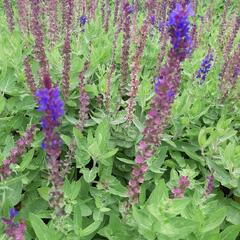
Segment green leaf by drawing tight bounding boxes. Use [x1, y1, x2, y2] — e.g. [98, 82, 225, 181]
[30, 213, 62, 240]
[37, 187, 50, 201]
[82, 167, 98, 183]
[74, 203, 82, 235]
[60, 134, 72, 146]
[154, 217, 198, 239]
[220, 224, 240, 240]
[78, 214, 103, 237]
[102, 148, 118, 159]
[201, 208, 226, 233]
[0, 95, 6, 114]
[20, 149, 34, 171]
[198, 128, 206, 147]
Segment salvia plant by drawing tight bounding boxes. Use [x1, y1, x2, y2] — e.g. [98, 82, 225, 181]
[0, 0, 240, 239]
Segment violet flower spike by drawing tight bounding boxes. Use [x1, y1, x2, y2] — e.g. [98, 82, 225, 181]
[196, 51, 214, 84]
[2, 208, 26, 240]
[169, 3, 194, 60]
[79, 15, 87, 27]
[35, 86, 65, 215]
[128, 1, 193, 203]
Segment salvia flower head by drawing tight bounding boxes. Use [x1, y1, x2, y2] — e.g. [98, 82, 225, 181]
[79, 15, 87, 26]
[35, 87, 64, 157]
[196, 51, 214, 84]
[204, 174, 214, 196]
[169, 3, 194, 60]
[9, 208, 18, 219]
[158, 21, 165, 32]
[2, 208, 26, 240]
[171, 176, 190, 198]
[150, 15, 156, 25]
[124, 3, 134, 15]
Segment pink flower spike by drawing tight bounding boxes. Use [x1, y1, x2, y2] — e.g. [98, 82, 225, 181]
[129, 179, 138, 187]
[138, 176, 144, 183]
[132, 168, 140, 177]
[135, 155, 144, 164]
[140, 164, 148, 173]
[172, 187, 184, 198]
[139, 141, 147, 150]
[179, 176, 190, 189]
[145, 150, 153, 158]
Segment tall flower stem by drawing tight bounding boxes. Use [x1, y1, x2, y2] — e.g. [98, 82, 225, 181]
[126, 15, 151, 123]
[35, 79, 65, 216]
[3, 0, 14, 32]
[120, 2, 134, 95]
[0, 125, 36, 180]
[30, 0, 50, 86]
[128, 2, 194, 203]
[62, 0, 74, 100]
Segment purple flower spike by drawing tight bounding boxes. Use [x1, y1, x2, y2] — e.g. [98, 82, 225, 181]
[196, 51, 214, 84]
[128, 1, 193, 204]
[204, 174, 214, 196]
[36, 87, 65, 216]
[169, 3, 194, 60]
[124, 4, 134, 14]
[36, 87, 64, 156]
[172, 176, 190, 198]
[9, 208, 18, 219]
[2, 209, 26, 240]
[3, 0, 14, 32]
[150, 15, 156, 25]
[79, 15, 87, 26]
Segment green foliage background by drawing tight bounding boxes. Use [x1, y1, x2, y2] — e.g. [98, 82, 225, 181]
[0, 0, 240, 239]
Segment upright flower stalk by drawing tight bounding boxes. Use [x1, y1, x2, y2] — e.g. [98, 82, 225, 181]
[156, 1, 169, 72]
[16, 0, 28, 34]
[89, 0, 98, 20]
[62, 0, 74, 100]
[120, 2, 134, 95]
[128, 2, 194, 203]
[0, 125, 36, 180]
[126, 15, 151, 123]
[30, 0, 50, 86]
[47, 0, 59, 47]
[218, 0, 231, 48]
[3, 0, 14, 32]
[220, 45, 240, 99]
[223, 14, 239, 63]
[35, 76, 65, 216]
[24, 56, 37, 94]
[77, 60, 90, 132]
[196, 51, 214, 84]
[105, 64, 116, 112]
[104, 0, 111, 32]
[114, 0, 120, 25]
